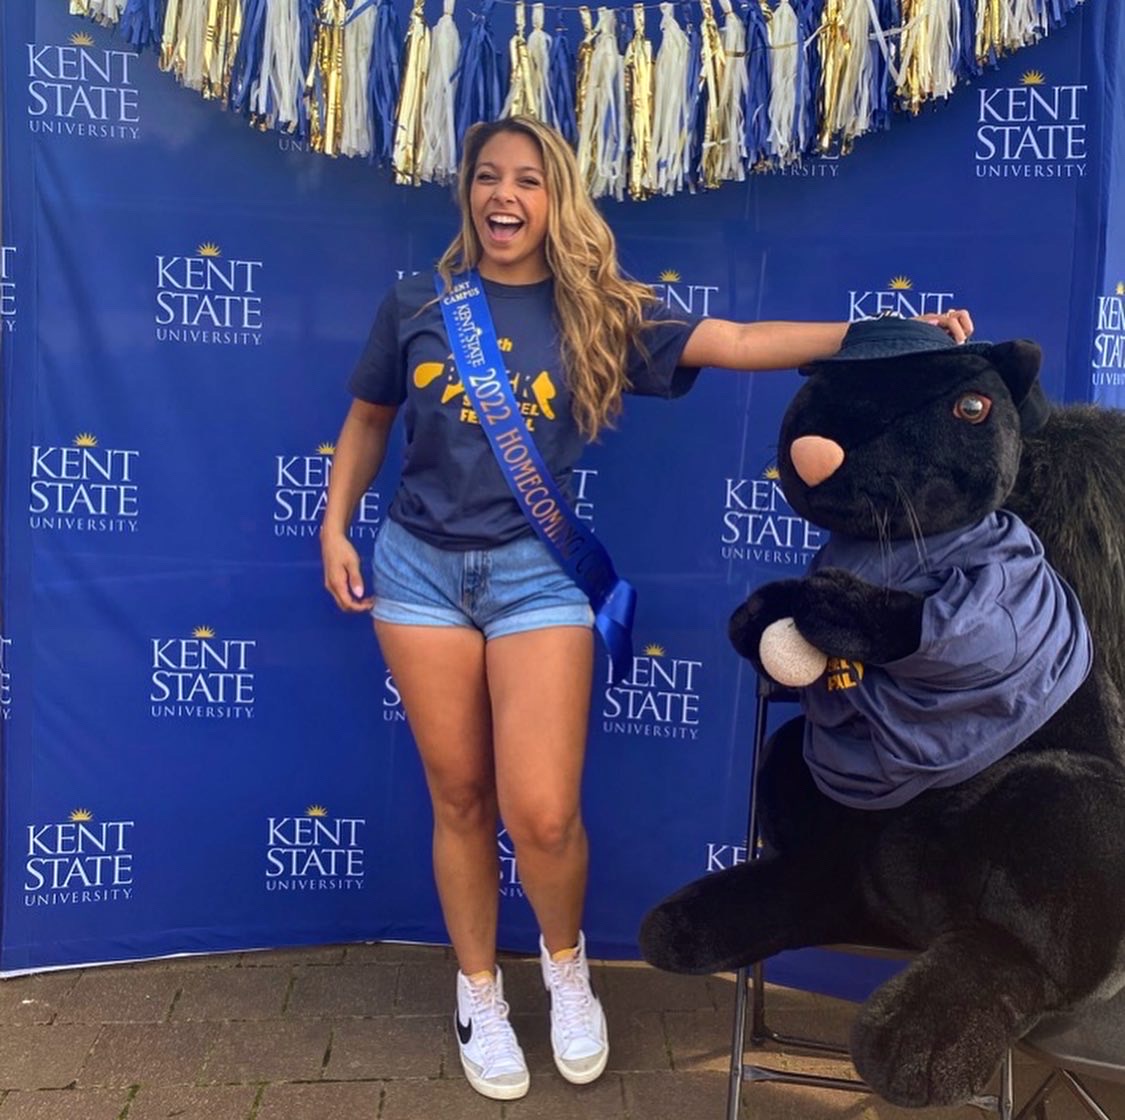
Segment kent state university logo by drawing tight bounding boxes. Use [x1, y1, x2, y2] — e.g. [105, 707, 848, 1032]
[30, 432, 140, 534]
[0, 634, 11, 720]
[25, 808, 136, 908]
[274, 442, 382, 540]
[1092, 281, 1125, 388]
[706, 840, 749, 872]
[847, 275, 956, 322]
[721, 464, 824, 569]
[383, 670, 407, 722]
[150, 625, 258, 721]
[497, 828, 526, 900]
[764, 152, 841, 179]
[27, 32, 141, 141]
[602, 642, 703, 741]
[975, 70, 1087, 179]
[649, 269, 720, 318]
[155, 242, 264, 347]
[1, 246, 16, 332]
[266, 805, 367, 892]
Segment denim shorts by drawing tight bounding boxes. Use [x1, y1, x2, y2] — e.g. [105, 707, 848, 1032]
[371, 517, 595, 639]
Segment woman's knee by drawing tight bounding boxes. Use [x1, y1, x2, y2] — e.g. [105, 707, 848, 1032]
[430, 780, 498, 833]
[505, 808, 583, 858]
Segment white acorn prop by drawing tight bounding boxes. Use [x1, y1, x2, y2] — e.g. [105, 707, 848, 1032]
[758, 617, 828, 688]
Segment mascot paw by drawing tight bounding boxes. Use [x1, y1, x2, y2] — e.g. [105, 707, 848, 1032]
[759, 617, 828, 687]
[639, 878, 743, 975]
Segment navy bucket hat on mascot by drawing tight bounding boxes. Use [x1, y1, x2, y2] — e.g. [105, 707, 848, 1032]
[800, 315, 995, 370]
[800, 315, 1051, 434]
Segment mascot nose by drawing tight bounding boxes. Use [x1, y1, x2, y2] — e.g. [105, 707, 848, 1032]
[789, 435, 845, 486]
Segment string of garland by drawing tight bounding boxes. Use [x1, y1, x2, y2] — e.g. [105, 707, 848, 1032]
[67, 0, 1087, 199]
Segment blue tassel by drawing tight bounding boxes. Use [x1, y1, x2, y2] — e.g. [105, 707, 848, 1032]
[547, 9, 578, 145]
[454, 0, 507, 150]
[958, 0, 983, 75]
[679, 0, 703, 188]
[742, 0, 770, 165]
[229, 0, 268, 119]
[368, 0, 403, 163]
[793, 0, 818, 159]
[119, 0, 166, 50]
[869, 0, 898, 133]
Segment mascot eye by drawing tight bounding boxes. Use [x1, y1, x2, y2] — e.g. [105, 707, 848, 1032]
[954, 393, 991, 424]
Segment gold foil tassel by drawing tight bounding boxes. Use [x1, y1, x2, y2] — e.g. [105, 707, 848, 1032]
[307, 0, 348, 155]
[898, 0, 958, 115]
[624, 4, 655, 199]
[202, 0, 243, 101]
[392, 0, 431, 183]
[574, 6, 597, 139]
[698, 0, 727, 188]
[502, 1, 537, 117]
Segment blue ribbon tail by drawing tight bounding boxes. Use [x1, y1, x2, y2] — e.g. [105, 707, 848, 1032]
[596, 578, 636, 684]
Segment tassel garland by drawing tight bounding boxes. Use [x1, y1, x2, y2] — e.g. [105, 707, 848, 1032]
[70, 0, 1089, 199]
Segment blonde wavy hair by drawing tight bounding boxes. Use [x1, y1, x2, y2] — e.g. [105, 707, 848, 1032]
[437, 116, 658, 440]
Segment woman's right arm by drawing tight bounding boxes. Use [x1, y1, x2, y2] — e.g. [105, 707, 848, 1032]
[320, 398, 398, 612]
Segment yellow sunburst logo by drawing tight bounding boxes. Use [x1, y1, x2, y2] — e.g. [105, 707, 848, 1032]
[659, 269, 681, 283]
[1116, 282, 1125, 296]
[306, 805, 328, 817]
[193, 625, 216, 638]
[197, 243, 222, 258]
[70, 808, 94, 821]
[1021, 70, 1046, 86]
[317, 442, 336, 456]
[498, 337, 513, 352]
[643, 643, 666, 657]
[763, 465, 780, 480]
[70, 32, 95, 46]
[888, 276, 913, 291]
[73, 432, 98, 447]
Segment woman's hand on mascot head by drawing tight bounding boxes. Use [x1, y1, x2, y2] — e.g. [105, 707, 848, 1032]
[916, 308, 975, 344]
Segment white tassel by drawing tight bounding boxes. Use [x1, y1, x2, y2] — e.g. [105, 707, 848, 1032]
[341, 3, 376, 157]
[649, 2, 692, 195]
[526, 3, 553, 122]
[767, 0, 800, 164]
[1004, 0, 1047, 48]
[175, 0, 208, 90]
[419, 0, 461, 183]
[81, 0, 126, 25]
[577, 8, 627, 200]
[253, 0, 303, 130]
[715, 0, 748, 181]
[899, 0, 959, 109]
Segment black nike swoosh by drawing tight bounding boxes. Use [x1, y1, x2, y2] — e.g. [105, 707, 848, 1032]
[456, 1013, 473, 1046]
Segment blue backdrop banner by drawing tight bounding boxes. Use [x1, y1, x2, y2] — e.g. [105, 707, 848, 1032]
[1, 0, 1122, 1003]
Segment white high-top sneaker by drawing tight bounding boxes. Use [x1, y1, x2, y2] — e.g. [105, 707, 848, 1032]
[454, 967, 530, 1100]
[540, 932, 609, 1084]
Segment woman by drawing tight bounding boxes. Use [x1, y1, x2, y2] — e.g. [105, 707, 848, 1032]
[320, 115, 973, 1101]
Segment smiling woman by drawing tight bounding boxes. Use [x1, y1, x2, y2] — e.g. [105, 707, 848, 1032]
[317, 114, 975, 1105]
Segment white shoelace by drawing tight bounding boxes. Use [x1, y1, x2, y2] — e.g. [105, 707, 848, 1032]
[546, 957, 598, 1042]
[466, 981, 524, 1073]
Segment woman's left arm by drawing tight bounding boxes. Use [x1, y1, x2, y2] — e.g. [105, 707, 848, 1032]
[680, 309, 975, 371]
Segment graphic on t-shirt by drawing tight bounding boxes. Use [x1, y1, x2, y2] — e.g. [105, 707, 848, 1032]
[412, 338, 559, 430]
[825, 657, 864, 692]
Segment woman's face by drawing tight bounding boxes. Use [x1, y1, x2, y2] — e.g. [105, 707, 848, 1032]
[469, 130, 550, 284]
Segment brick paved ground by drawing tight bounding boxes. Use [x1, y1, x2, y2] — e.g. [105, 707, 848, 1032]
[0, 942, 1121, 1119]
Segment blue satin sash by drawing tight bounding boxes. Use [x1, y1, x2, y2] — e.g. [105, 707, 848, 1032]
[435, 270, 636, 683]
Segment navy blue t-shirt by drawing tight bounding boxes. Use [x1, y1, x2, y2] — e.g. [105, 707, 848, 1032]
[801, 511, 1092, 810]
[349, 271, 701, 549]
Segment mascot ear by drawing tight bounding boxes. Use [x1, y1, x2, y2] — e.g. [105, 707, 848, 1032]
[985, 340, 1050, 434]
